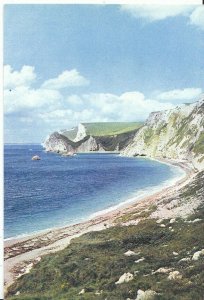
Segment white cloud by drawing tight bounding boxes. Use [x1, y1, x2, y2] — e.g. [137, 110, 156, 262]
[4, 65, 89, 114]
[189, 6, 204, 31]
[66, 95, 83, 106]
[4, 86, 62, 113]
[121, 5, 204, 31]
[157, 88, 202, 102]
[39, 109, 73, 121]
[42, 69, 89, 89]
[5, 65, 201, 143]
[39, 91, 174, 127]
[121, 5, 193, 22]
[38, 108, 102, 128]
[4, 65, 36, 89]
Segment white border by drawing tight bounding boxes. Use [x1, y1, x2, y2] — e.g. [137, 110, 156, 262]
[0, 0, 203, 298]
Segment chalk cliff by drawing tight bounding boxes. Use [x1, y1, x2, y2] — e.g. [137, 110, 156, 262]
[43, 124, 139, 154]
[122, 98, 204, 170]
[43, 98, 204, 169]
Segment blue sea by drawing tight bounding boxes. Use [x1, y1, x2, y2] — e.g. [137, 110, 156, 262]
[4, 144, 185, 239]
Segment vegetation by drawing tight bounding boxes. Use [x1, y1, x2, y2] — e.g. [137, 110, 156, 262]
[167, 103, 204, 152]
[7, 213, 204, 300]
[85, 122, 143, 136]
[114, 204, 157, 225]
[62, 122, 143, 140]
[61, 127, 78, 141]
[193, 132, 204, 154]
[59, 123, 143, 152]
[7, 172, 204, 300]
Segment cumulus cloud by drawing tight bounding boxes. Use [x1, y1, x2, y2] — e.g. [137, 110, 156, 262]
[5, 65, 201, 143]
[42, 69, 89, 89]
[39, 108, 99, 127]
[66, 95, 84, 106]
[4, 65, 36, 89]
[4, 65, 89, 114]
[121, 5, 204, 31]
[157, 88, 202, 102]
[39, 91, 174, 127]
[4, 86, 62, 114]
[189, 6, 204, 31]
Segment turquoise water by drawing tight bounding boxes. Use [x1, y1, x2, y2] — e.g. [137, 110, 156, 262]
[4, 144, 184, 239]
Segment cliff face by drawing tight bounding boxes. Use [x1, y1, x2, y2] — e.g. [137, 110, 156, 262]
[43, 127, 138, 154]
[73, 123, 87, 142]
[43, 133, 99, 154]
[122, 98, 204, 170]
[43, 98, 204, 170]
[43, 132, 74, 153]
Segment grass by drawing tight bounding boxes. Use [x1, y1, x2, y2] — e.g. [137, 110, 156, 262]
[62, 122, 143, 140]
[60, 127, 78, 141]
[114, 205, 158, 225]
[84, 122, 143, 136]
[7, 214, 204, 300]
[7, 172, 204, 300]
[193, 132, 204, 155]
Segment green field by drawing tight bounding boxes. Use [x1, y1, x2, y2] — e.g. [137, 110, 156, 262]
[62, 122, 143, 140]
[84, 122, 143, 136]
[61, 127, 78, 141]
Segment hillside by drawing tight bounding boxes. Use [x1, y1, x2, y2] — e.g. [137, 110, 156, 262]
[61, 122, 143, 140]
[43, 123, 142, 154]
[7, 171, 204, 299]
[122, 98, 204, 171]
[43, 99, 204, 172]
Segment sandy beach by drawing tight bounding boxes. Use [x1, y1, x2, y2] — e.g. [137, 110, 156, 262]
[4, 158, 196, 292]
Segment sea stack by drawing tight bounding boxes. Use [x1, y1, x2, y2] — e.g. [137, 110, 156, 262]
[31, 155, 41, 161]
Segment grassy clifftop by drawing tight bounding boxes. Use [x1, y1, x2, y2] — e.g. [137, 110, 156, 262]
[62, 122, 143, 140]
[84, 122, 143, 136]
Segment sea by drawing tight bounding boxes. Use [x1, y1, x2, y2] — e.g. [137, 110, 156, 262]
[4, 144, 185, 239]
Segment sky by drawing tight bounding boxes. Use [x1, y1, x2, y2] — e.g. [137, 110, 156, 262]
[4, 4, 204, 143]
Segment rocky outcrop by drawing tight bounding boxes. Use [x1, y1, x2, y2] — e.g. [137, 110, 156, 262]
[192, 249, 204, 260]
[43, 126, 138, 154]
[43, 132, 75, 153]
[31, 155, 41, 161]
[136, 289, 158, 300]
[73, 123, 87, 142]
[76, 135, 99, 152]
[115, 272, 134, 284]
[43, 132, 100, 154]
[122, 98, 204, 170]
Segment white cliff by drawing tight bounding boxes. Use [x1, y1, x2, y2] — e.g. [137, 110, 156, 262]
[42, 98, 204, 167]
[122, 98, 204, 170]
[74, 123, 87, 142]
[43, 132, 74, 153]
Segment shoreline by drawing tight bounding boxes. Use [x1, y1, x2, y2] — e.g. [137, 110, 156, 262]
[4, 157, 196, 291]
[4, 156, 186, 242]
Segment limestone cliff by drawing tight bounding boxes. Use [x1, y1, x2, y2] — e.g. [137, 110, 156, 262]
[43, 132, 74, 153]
[43, 98, 204, 170]
[43, 126, 138, 154]
[73, 123, 87, 142]
[122, 98, 204, 170]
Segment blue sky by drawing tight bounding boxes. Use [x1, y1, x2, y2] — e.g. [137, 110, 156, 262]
[4, 4, 204, 143]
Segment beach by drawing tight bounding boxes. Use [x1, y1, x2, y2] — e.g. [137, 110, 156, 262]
[4, 158, 196, 292]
